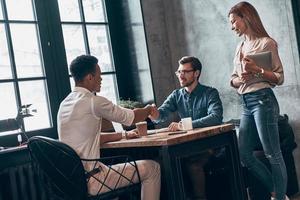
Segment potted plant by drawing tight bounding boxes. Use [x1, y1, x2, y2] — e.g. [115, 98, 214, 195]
[118, 99, 155, 130]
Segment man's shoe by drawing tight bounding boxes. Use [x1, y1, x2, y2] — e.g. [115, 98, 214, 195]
[285, 195, 290, 200]
[270, 195, 289, 200]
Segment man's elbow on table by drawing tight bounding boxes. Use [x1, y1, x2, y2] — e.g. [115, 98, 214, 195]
[100, 132, 122, 145]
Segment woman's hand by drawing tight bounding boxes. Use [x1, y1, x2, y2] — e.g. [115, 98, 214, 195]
[242, 57, 260, 73]
[240, 71, 253, 83]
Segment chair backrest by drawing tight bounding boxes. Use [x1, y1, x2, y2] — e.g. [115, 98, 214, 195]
[28, 136, 87, 200]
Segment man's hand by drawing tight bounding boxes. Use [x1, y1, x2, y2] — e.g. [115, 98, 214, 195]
[133, 104, 156, 124]
[125, 130, 139, 139]
[168, 122, 182, 131]
[148, 104, 159, 120]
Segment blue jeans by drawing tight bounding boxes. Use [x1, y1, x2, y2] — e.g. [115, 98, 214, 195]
[239, 88, 287, 200]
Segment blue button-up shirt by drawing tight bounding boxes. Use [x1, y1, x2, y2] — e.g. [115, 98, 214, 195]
[157, 83, 223, 128]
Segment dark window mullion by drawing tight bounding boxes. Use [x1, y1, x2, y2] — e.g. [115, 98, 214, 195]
[100, 71, 116, 75]
[1, 0, 22, 110]
[60, 21, 108, 25]
[102, 0, 108, 22]
[31, 0, 46, 77]
[101, 1, 117, 74]
[100, 1, 120, 100]
[78, 0, 90, 54]
[104, 24, 116, 71]
[0, 20, 36, 23]
[0, 77, 46, 82]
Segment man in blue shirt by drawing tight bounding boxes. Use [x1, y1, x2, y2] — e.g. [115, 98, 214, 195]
[150, 56, 223, 200]
[150, 56, 223, 130]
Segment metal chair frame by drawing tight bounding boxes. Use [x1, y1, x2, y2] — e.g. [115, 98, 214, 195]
[28, 136, 141, 200]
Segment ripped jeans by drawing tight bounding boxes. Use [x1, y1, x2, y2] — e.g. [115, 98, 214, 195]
[239, 88, 287, 200]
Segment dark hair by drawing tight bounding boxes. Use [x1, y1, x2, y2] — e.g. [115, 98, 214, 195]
[70, 55, 98, 82]
[228, 1, 270, 38]
[178, 56, 202, 73]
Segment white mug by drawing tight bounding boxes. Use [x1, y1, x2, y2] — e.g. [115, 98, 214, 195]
[181, 117, 193, 130]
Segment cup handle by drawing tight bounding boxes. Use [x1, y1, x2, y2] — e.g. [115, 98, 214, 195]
[178, 121, 183, 130]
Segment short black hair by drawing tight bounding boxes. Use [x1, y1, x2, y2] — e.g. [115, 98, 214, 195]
[70, 55, 98, 82]
[178, 56, 202, 73]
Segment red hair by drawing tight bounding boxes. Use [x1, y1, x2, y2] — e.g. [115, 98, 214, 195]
[228, 1, 270, 38]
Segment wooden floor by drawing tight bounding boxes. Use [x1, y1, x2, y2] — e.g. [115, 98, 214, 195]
[246, 193, 300, 200]
[290, 193, 300, 200]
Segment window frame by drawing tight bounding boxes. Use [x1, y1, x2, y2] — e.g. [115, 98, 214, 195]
[0, 0, 154, 147]
[0, 0, 69, 146]
[58, 0, 119, 102]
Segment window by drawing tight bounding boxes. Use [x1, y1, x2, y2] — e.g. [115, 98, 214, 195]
[0, 0, 51, 136]
[0, 0, 153, 142]
[57, 0, 118, 103]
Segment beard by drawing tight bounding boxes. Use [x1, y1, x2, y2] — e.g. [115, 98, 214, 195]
[180, 78, 196, 87]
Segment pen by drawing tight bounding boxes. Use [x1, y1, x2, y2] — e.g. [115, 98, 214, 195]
[168, 130, 187, 135]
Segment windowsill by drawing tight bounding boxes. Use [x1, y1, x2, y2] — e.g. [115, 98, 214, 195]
[0, 145, 27, 155]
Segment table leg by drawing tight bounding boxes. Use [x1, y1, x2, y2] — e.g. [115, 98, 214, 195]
[160, 146, 186, 200]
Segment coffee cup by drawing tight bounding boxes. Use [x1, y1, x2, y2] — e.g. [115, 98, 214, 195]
[181, 117, 193, 130]
[136, 121, 147, 136]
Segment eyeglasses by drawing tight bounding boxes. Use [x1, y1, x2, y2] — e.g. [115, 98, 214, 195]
[175, 69, 195, 76]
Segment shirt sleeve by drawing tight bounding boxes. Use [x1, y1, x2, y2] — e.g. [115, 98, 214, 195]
[157, 91, 178, 123]
[91, 95, 134, 126]
[192, 88, 223, 128]
[230, 68, 242, 88]
[230, 42, 243, 88]
[263, 39, 284, 85]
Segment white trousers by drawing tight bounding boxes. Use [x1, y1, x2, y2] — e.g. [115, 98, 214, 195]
[88, 160, 161, 200]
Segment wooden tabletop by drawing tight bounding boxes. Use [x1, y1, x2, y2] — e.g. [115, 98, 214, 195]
[102, 124, 234, 149]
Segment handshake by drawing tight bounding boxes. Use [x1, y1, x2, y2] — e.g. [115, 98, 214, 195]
[143, 104, 159, 120]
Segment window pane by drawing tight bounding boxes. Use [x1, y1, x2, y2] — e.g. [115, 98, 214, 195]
[0, 83, 19, 135]
[19, 80, 51, 131]
[132, 26, 150, 70]
[97, 74, 118, 103]
[70, 77, 75, 89]
[71, 75, 118, 103]
[0, 3, 3, 19]
[10, 24, 43, 78]
[87, 25, 113, 72]
[6, 0, 34, 20]
[82, 0, 106, 22]
[131, 26, 154, 103]
[127, 0, 143, 23]
[0, 83, 18, 120]
[0, 24, 12, 79]
[58, 0, 81, 22]
[62, 25, 85, 66]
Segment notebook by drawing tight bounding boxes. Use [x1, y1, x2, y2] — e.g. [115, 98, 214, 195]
[112, 122, 179, 135]
[245, 51, 272, 85]
[246, 51, 272, 70]
[112, 122, 125, 133]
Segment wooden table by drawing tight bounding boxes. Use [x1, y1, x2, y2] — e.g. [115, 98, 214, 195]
[102, 124, 246, 200]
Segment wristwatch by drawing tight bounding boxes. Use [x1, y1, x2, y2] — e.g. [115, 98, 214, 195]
[121, 131, 127, 139]
[254, 68, 264, 78]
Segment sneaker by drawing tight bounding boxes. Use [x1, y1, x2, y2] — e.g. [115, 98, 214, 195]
[270, 195, 289, 200]
[285, 195, 290, 200]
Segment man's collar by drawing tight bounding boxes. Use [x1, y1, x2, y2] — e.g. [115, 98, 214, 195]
[73, 86, 92, 94]
[183, 82, 201, 96]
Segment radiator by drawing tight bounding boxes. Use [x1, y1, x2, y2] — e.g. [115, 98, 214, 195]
[0, 162, 49, 200]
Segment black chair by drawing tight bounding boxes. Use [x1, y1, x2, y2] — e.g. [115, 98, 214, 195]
[28, 136, 141, 200]
[228, 114, 299, 200]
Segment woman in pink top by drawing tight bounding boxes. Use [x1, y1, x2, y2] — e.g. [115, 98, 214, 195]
[228, 2, 288, 200]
